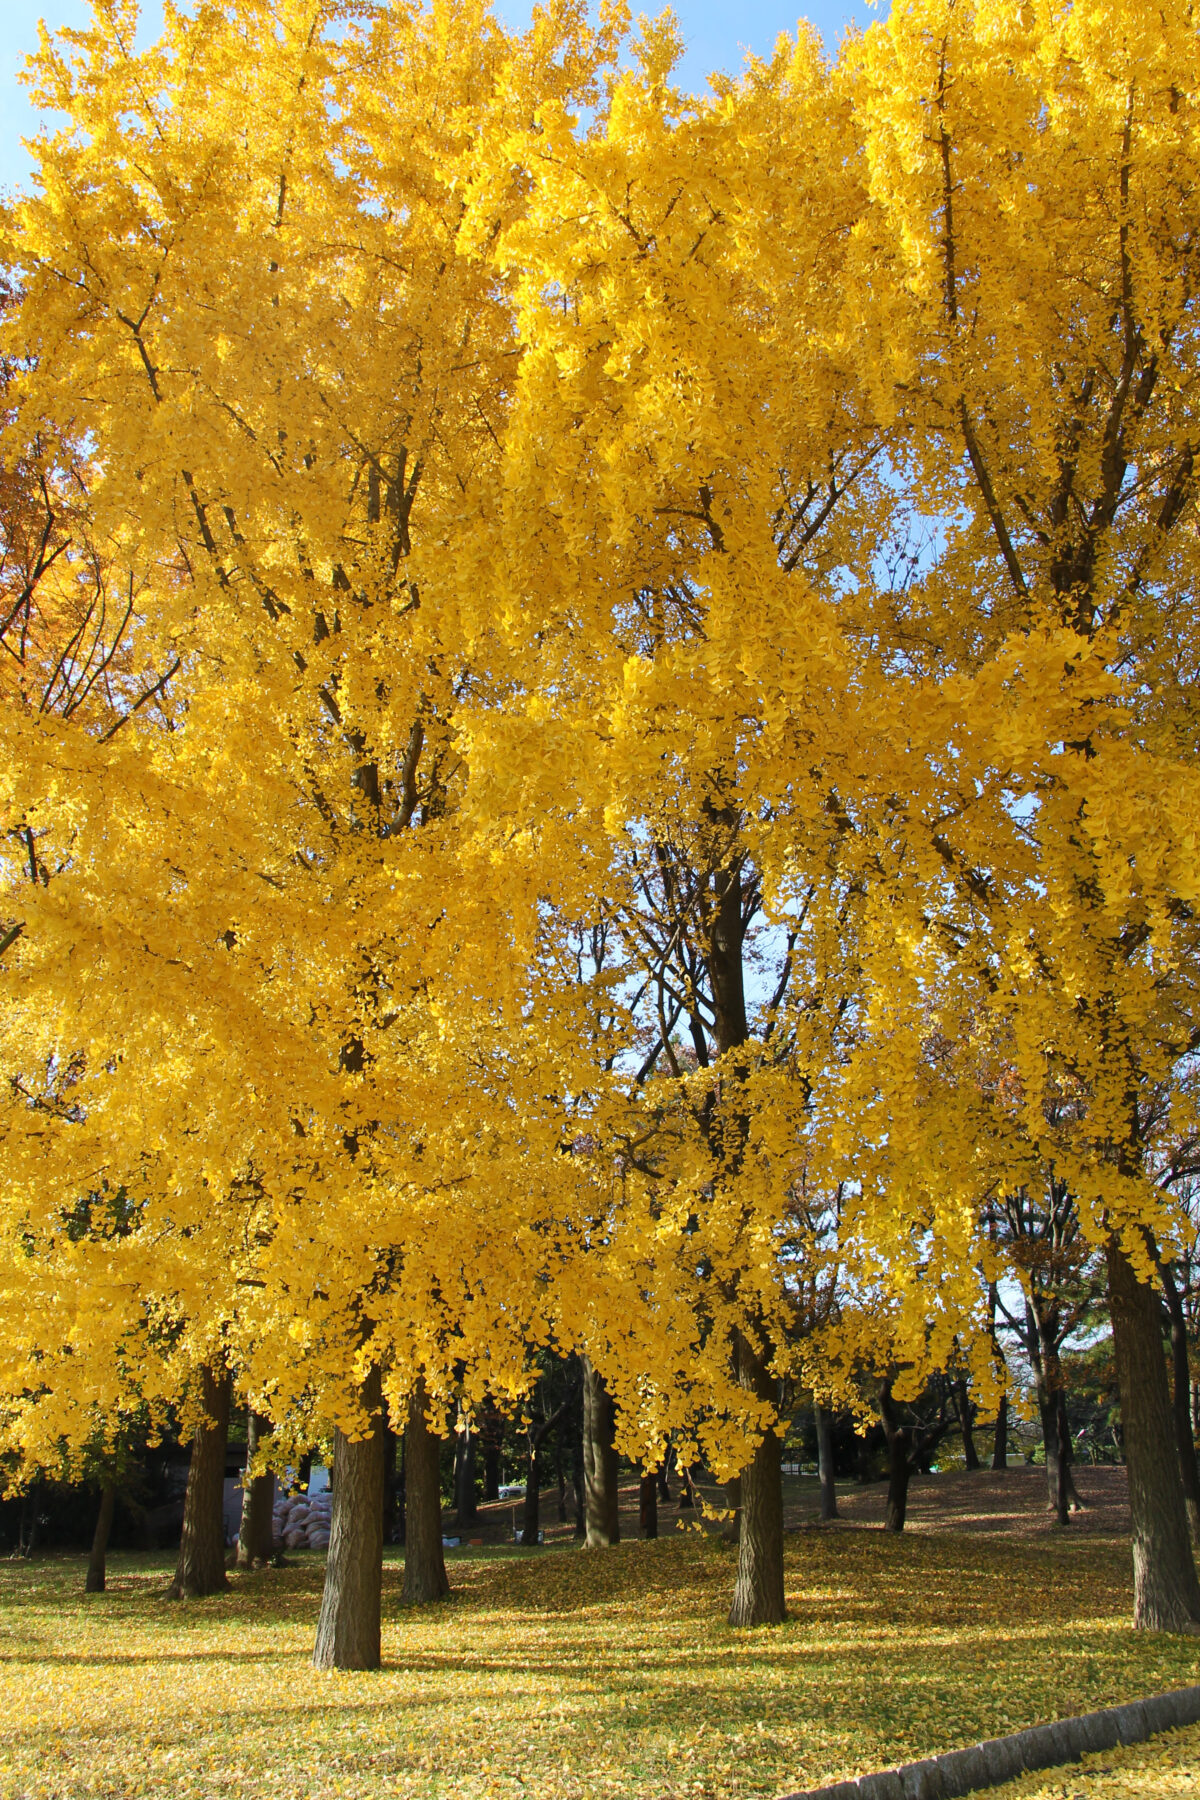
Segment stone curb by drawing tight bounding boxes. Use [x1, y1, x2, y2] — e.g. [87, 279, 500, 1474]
[777, 1684, 1200, 1800]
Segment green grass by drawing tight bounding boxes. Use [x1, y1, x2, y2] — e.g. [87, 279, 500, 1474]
[1, 1531, 1198, 1798]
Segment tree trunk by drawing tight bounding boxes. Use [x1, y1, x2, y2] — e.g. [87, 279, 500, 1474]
[572, 1429, 586, 1538]
[639, 1468, 658, 1539]
[481, 1406, 502, 1504]
[236, 1411, 275, 1569]
[815, 1402, 839, 1521]
[658, 1446, 673, 1504]
[991, 1391, 1009, 1471]
[727, 1336, 786, 1627]
[582, 1357, 620, 1547]
[454, 1421, 478, 1527]
[1163, 1270, 1200, 1547]
[521, 1437, 541, 1545]
[555, 1427, 568, 1522]
[17, 1482, 40, 1558]
[312, 1364, 385, 1670]
[955, 1376, 980, 1471]
[402, 1379, 449, 1605]
[1039, 1391, 1070, 1526]
[721, 1474, 742, 1542]
[1106, 1235, 1200, 1631]
[383, 1424, 399, 1544]
[884, 1427, 912, 1532]
[85, 1482, 116, 1593]
[168, 1363, 231, 1599]
[1056, 1388, 1084, 1512]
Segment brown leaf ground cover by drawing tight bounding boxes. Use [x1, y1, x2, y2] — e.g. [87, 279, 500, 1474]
[0, 1469, 1196, 1800]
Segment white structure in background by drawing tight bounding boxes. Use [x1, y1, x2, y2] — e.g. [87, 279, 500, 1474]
[272, 1471, 331, 1550]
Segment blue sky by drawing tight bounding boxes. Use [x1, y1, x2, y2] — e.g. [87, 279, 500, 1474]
[1, 1, 883, 194]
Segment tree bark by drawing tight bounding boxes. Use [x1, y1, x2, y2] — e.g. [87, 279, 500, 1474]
[402, 1379, 449, 1605]
[235, 1411, 275, 1569]
[454, 1421, 478, 1527]
[521, 1440, 542, 1546]
[383, 1424, 399, 1544]
[721, 1474, 743, 1543]
[167, 1363, 231, 1599]
[884, 1425, 912, 1532]
[1163, 1268, 1200, 1547]
[955, 1376, 980, 1471]
[991, 1391, 1009, 1471]
[85, 1482, 116, 1592]
[1106, 1235, 1200, 1631]
[572, 1429, 586, 1538]
[639, 1468, 659, 1539]
[582, 1357, 620, 1547]
[727, 1335, 786, 1626]
[1039, 1390, 1070, 1527]
[481, 1404, 502, 1504]
[312, 1364, 385, 1670]
[815, 1402, 839, 1521]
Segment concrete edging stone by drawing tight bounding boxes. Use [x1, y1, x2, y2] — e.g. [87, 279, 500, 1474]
[777, 1683, 1200, 1800]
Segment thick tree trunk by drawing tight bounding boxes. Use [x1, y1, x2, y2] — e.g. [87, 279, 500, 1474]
[313, 1365, 385, 1670]
[955, 1377, 980, 1471]
[402, 1380, 449, 1605]
[582, 1357, 620, 1547]
[236, 1411, 274, 1569]
[727, 1336, 786, 1627]
[1107, 1235, 1200, 1631]
[991, 1391, 1009, 1471]
[85, 1482, 116, 1592]
[639, 1469, 658, 1539]
[1163, 1272, 1200, 1547]
[454, 1422, 478, 1527]
[168, 1363, 231, 1599]
[815, 1403, 839, 1521]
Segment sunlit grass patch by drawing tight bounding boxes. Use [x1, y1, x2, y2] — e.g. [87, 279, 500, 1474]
[1, 1531, 1198, 1798]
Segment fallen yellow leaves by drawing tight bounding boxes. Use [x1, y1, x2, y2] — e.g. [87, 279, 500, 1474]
[1, 1531, 1199, 1798]
[969, 1723, 1200, 1800]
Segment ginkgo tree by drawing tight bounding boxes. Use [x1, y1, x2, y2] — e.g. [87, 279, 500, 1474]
[3, 0, 1199, 1662]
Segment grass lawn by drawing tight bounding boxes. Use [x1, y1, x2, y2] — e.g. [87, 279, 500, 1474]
[1, 1527, 1198, 1799]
